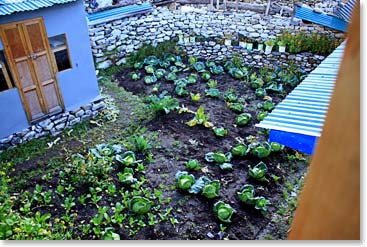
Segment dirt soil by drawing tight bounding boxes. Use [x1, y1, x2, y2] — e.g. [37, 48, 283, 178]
[115, 66, 309, 240]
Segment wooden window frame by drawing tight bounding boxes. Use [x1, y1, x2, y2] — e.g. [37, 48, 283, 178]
[49, 33, 72, 73]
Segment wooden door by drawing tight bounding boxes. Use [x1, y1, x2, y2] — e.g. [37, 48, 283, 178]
[0, 18, 63, 122]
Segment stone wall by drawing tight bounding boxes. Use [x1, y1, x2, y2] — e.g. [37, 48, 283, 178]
[182, 42, 325, 72]
[0, 99, 106, 151]
[88, 6, 343, 69]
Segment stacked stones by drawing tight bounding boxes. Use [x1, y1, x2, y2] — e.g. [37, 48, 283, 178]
[88, 6, 343, 70]
[0, 99, 106, 151]
[183, 42, 325, 72]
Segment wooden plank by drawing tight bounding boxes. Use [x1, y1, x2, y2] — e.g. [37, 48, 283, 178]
[288, 3, 360, 239]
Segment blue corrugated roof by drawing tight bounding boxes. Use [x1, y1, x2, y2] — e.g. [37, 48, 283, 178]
[0, 0, 77, 16]
[256, 41, 346, 154]
[294, 5, 348, 32]
[87, 3, 153, 25]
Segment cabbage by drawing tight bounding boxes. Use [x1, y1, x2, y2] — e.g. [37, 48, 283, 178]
[155, 69, 166, 79]
[248, 161, 268, 182]
[193, 62, 206, 72]
[144, 75, 158, 85]
[165, 72, 177, 82]
[129, 196, 152, 215]
[144, 56, 159, 66]
[145, 65, 155, 74]
[213, 201, 236, 223]
[201, 71, 211, 81]
[236, 113, 252, 126]
[210, 65, 224, 75]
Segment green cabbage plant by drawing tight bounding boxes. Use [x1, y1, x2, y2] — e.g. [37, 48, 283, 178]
[257, 111, 268, 121]
[224, 91, 238, 103]
[205, 88, 220, 98]
[266, 82, 283, 93]
[148, 93, 179, 114]
[155, 69, 166, 79]
[228, 103, 244, 113]
[249, 142, 271, 158]
[237, 184, 256, 204]
[231, 143, 248, 157]
[117, 167, 137, 185]
[207, 79, 217, 88]
[205, 60, 216, 68]
[270, 142, 284, 152]
[169, 65, 180, 73]
[255, 88, 266, 98]
[229, 68, 244, 79]
[116, 151, 138, 166]
[201, 71, 211, 81]
[144, 56, 159, 66]
[175, 171, 196, 190]
[248, 161, 268, 182]
[134, 62, 143, 69]
[144, 75, 157, 85]
[165, 72, 177, 82]
[205, 151, 232, 164]
[213, 201, 236, 223]
[224, 61, 235, 72]
[212, 127, 228, 137]
[174, 78, 189, 88]
[261, 99, 275, 111]
[185, 159, 201, 171]
[254, 196, 270, 212]
[194, 62, 206, 72]
[129, 196, 152, 215]
[160, 60, 171, 69]
[130, 72, 141, 81]
[210, 65, 224, 75]
[175, 86, 188, 97]
[187, 74, 198, 84]
[250, 78, 264, 89]
[145, 65, 155, 74]
[202, 180, 220, 199]
[236, 113, 252, 126]
[164, 53, 176, 63]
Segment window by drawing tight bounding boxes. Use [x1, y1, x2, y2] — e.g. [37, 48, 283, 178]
[48, 34, 72, 72]
[0, 50, 14, 92]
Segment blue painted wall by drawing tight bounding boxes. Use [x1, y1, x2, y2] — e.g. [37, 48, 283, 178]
[0, 0, 100, 138]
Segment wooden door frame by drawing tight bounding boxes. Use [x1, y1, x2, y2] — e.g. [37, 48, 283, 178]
[0, 17, 65, 122]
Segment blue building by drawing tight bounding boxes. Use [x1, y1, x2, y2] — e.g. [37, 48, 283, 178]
[0, 0, 100, 140]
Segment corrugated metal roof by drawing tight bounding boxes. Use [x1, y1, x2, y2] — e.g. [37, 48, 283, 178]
[256, 41, 346, 138]
[87, 3, 153, 25]
[335, 0, 358, 22]
[0, 0, 77, 16]
[294, 5, 348, 32]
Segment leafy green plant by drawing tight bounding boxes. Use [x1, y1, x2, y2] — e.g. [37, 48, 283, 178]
[231, 143, 248, 157]
[210, 65, 224, 75]
[224, 61, 235, 71]
[155, 69, 166, 79]
[129, 196, 152, 215]
[175, 86, 188, 97]
[229, 68, 244, 79]
[193, 62, 206, 72]
[202, 181, 220, 199]
[165, 72, 177, 82]
[188, 56, 198, 65]
[185, 159, 201, 171]
[255, 88, 266, 98]
[213, 201, 236, 223]
[101, 227, 120, 240]
[236, 113, 252, 126]
[144, 56, 160, 66]
[250, 78, 264, 89]
[187, 74, 198, 84]
[260, 99, 275, 111]
[254, 197, 270, 212]
[144, 75, 157, 85]
[148, 92, 179, 114]
[130, 72, 141, 81]
[127, 135, 152, 153]
[175, 171, 195, 190]
[237, 185, 256, 204]
[201, 71, 211, 81]
[205, 60, 216, 68]
[257, 111, 268, 121]
[205, 151, 232, 164]
[205, 88, 220, 98]
[224, 90, 238, 103]
[228, 103, 244, 113]
[117, 167, 137, 185]
[116, 151, 138, 166]
[134, 62, 143, 69]
[190, 92, 201, 102]
[145, 65, 155, 74]
[186, 106, 213, 128]
[249, 142, 271, 158]
[248, 161, 268, 182]
[270, 142, 284, 152]
[212, 127, 228, 137]
[207, 79, 217, 88]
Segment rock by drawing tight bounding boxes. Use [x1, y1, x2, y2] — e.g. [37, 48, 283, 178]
[11, 137, 22, 145]
[250, 32, 260, 38]
[70, 117, 81, 126]
[207, 232, 215, 239]
[97, 60, 112, 69]
[254, 55, 262, 60]
[246, 26, 255, 32]
[92, 101, 106, 111]
[23, 131, 36, 140]
[54, 117, 68, 125]
[0, 135, 13, 144]
[55, 123, 66, 131]
[44, 122, 54, 131]
[74, 109, 85, 118]
[50, 129, 62, 136]
[38, 119, 51, 128]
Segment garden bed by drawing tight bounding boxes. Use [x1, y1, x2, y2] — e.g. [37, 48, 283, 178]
[0, 54, 310, 240]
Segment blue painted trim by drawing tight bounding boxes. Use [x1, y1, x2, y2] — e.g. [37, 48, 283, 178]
[295, 5, 348, 32]
[269, 129, 318, 155]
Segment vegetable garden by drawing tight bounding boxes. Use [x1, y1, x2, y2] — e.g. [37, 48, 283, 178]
[1, 46, 313, 240]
